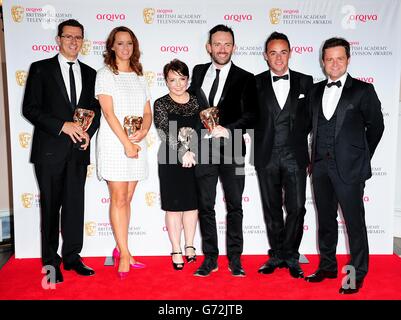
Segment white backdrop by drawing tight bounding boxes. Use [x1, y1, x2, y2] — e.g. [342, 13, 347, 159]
[2, 0, 400, 258]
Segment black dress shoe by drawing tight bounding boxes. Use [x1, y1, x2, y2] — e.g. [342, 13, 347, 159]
[64, 260, 95, 276]
[305, 269, 337, 282]
[228, 257, 246, 277]
[286, 259, 304, 279]
[258, 257, 284, 274]
[193, 257, 218, 277]
[339, 279, 364, 294]
[46, 265, 64, 284]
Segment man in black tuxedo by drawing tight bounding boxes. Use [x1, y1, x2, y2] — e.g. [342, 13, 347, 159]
[304, 38, 384, 294]
[188, 25, 257, 277]
[253, 32, 313, 279]
[22, 19, 100, 284]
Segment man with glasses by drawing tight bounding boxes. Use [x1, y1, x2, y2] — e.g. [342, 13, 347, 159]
[23, 19, 100, 284]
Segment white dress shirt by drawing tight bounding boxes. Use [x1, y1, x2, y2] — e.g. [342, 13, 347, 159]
[322, 72, 348, 120]
[271, 70, 290, 109]
[201, 61, 232, 106]
[58, 53, 82, 105]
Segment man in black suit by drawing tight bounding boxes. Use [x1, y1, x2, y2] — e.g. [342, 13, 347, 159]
[22, 19, 100, 284]
[304, 38, 384, 294]
[188, 25, 257, 277]
[253, 32, 313, 279]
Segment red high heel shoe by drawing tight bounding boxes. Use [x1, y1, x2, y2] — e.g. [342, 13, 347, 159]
[112, 248, 146, 269]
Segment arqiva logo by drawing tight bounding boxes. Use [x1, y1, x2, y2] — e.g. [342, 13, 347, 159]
[291, 46, 313, 54]
[32, 44, 59, 53]
[96, 13, 126, 21]
[356, 77, 374, 83]
[224, 14, 253, 22]
[160, 45, 189, 53]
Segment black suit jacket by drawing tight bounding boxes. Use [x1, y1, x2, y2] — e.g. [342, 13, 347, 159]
[188, 62, 257, 160]
[252, 69, 313, 168]
[23, 55, 100, 165]
[310, 74, 384, 184]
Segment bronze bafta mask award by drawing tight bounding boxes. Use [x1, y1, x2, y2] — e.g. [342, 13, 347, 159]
[199, 107, 219, 133]
[123, 116, 143, 138]
[178, 127, 195, 150]
[73, 108, 95, 149]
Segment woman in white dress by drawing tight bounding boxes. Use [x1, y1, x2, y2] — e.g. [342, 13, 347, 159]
[95, 26, 152, 279]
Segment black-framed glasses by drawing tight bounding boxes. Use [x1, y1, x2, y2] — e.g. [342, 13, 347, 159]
[60, 34, 84, 42]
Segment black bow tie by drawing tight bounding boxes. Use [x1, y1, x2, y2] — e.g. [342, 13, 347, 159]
[326, 80, 342, 88]
[273, 74, 289, 82]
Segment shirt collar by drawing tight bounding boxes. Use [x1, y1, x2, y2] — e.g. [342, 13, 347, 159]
[58, 53, 79, 66]
[211, 61, 232, 76]
[328, 72, 348, 86]
[270, 69, 290, 79]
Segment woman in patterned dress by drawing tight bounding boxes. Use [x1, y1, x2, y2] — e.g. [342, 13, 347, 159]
[154, 59, 199, 270]
[95, 26, 151, 279]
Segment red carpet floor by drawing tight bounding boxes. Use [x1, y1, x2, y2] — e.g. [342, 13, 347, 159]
[1, 254, 401, 300]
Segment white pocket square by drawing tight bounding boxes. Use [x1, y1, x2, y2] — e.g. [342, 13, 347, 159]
[298, 94, 305, 99]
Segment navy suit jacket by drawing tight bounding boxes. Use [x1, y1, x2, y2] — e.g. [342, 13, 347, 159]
[23, 55, 100, 165]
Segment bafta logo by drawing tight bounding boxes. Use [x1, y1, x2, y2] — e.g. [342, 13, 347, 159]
[144, 71, 155, 87]
[16, 70, 28, 86]
[19, 132, 32, 148]
[21, 193, 34, 208]
[11, 5, 24, 23]
[143, 8, 155, 24]
[269, 8, 282, 24]
[145, 192, 156, 207]
[80, 39, 92, 56]
[87, 164, 95, 178]
[85, 221, 97, 236]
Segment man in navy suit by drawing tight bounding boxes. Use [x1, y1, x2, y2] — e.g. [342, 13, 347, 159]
[23, 19, 100, 284]
[189, 25, 257, 277]
[304, 37, 384, 294]
[253, 32, 313, 279]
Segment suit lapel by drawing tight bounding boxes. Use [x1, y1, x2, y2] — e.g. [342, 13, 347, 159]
[335, 75, 352, 139]
[77, 60, 86, 106]
[51, 55, 70, 107]
[217, 63, 236, 106]
[198, 63, 211, 108]
[288, 70, 300, 126]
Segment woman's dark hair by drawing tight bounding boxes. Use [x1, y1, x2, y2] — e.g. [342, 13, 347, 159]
[163, 59, 189, 80]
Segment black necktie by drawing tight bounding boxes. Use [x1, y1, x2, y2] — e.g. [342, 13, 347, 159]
[272, 74, 289, 82]
[67, 62, 77, 109]
[326, 80, 342, 88]
[208, 69, 220, 107]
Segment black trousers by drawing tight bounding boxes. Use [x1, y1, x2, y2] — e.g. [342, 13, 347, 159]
[312, 158, 368, 281]
[194, 162, 245, 261]
[35, 160, 87, 267]
[256, 148, 307, 261]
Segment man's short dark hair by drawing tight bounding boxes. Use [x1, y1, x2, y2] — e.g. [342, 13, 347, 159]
[208, 24, 235, 44]
[57, 19, 84, 37]
[322, 37, 350, 60]
[264, 32, 291, 52]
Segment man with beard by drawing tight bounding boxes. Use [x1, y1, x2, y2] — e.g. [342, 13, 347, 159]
[188, 24, 257, 277]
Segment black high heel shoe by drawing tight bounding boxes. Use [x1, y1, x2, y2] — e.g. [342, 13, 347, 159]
[184, 245, 197, 263]
[171, 252, 184, 270]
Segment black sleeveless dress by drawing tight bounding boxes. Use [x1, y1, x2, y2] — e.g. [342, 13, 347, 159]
[154, 93, 199, 211]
